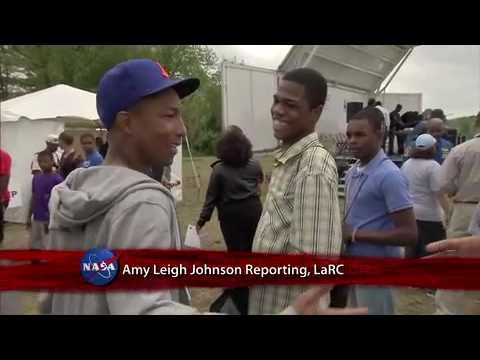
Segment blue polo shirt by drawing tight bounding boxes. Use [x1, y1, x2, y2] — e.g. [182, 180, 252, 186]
[345, 149, 413, 258]
[433, 137, 452, 164]
[83, 150, 104, 168]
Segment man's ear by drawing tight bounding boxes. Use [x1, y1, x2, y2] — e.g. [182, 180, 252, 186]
[114, 111, 133, 135]
[312, 104, 324, 122]
[376, 127, 385, 140]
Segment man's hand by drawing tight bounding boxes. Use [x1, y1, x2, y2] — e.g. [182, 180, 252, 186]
[292, 286, 368, 315]
[426, 236, 480, 258]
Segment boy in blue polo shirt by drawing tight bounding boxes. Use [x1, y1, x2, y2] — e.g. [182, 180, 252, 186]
[80, 133, 104, 168]
[343, 107, 418, 315]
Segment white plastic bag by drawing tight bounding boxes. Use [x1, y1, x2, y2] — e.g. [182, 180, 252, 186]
[184, 224, 202, 249]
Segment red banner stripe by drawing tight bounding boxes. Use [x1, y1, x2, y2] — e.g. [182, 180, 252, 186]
[1, 249, 480, 291]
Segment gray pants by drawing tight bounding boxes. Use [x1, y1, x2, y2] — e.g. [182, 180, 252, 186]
[347, 285, 395, 315]
[435, 203, 480, 315]
[30, 220, 52, 314]
[30, 220, 48, 250]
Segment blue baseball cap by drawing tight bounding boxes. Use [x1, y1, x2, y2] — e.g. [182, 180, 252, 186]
[415, 133, 437, 150]
[96, 59, 200, 129]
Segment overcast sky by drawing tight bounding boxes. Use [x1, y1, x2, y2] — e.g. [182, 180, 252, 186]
[210, 45, 480, 118]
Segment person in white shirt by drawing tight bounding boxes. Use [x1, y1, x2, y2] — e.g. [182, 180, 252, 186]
[31, 134, 63, 175]
[375, 101, 390, 151]
[401, 134, 449, 258]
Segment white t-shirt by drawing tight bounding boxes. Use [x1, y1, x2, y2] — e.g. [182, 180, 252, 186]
[401, 158, 444, 222]
[376, 105, 390, 130]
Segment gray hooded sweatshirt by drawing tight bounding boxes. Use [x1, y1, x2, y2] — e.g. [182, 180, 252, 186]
[47, 165, 198, 315]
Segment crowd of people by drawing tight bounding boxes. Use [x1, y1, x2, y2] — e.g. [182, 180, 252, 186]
[0, 58, 479, 315]
[1, 132, 108, 244]
[365, 98, 455, 161]
[196, 84, 480, 315]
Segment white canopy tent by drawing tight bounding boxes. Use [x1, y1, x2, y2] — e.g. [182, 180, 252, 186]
[1, 84, 98, 223]
[1, 84, 184, 224]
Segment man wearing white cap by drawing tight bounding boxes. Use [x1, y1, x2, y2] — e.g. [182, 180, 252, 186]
[30, 134, 63, 175]
[401, 134, 448, 258]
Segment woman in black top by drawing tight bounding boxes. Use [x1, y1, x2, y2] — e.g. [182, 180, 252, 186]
[196, 126, 263, 314]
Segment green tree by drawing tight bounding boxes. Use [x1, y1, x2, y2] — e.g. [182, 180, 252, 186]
[1, 45, 222, 153]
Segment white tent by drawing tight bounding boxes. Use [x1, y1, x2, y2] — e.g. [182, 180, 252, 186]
[1, 84, 184, 223]
[1, 84, 98, 223]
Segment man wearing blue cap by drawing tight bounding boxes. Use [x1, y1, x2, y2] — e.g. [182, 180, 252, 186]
[45, 59, 365, 315]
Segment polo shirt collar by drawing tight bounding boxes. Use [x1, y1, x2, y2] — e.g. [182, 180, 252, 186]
[352, 149, 387, 177]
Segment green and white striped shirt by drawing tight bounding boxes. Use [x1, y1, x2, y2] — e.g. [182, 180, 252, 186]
[249, 132, 342, 314]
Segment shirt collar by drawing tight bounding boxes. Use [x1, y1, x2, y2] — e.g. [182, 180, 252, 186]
[274, 132, 319, 167]
[352, 149, 387, 177]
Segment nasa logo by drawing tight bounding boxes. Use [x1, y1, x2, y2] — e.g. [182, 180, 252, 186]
[80, 248, 119, 286]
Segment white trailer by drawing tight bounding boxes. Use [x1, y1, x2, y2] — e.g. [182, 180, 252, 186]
[221, 62, 279, 152]
[221, 62, 369, 152]
[222, 46, 421, 153]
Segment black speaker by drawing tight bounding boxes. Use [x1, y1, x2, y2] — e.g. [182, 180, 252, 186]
[346, 102, 364, 122]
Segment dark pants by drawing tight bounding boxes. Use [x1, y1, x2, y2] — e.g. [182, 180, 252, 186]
[330, 285, 349, 308]
[218, 197, 263, 314]
[330, 241, 349, 308]
[397, 134, 406, 155]
[388, 131, 395, 155]
[406, 220, 446, 258]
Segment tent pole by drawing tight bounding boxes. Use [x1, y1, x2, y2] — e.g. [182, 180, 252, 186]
[302, 45, 320, 67]
[376, 47, 414, 95]
[184, 133, 201, 190]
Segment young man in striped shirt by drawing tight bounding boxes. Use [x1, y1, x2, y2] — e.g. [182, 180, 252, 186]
[248, 68, 343, 315]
